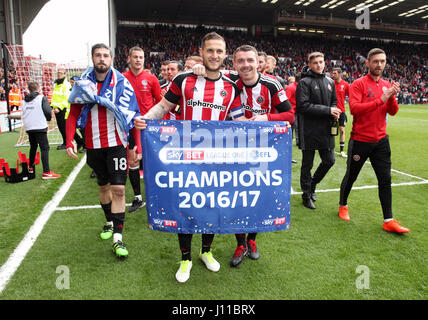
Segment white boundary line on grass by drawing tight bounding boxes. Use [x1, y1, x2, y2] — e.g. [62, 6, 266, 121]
[335, 151, 428, 181]
[290, 180, 428, 195]
[0, 155, 87, 294]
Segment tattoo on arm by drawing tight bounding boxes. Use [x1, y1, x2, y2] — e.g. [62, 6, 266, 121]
[144, 103, 168, 119]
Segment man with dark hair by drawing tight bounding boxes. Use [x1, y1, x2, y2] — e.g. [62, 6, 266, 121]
[167, 61, 184, 81]
[338, 48, 409, 234]
[332, 67, 350, 158]
[22, 81, 61, 179]
[123, 46, 162, 213]
[159, 60, 170, 86]
[296, 52, 340, 210]
[134, 32, 246, 283]
[229, 44, 294, 267]
[162, 60, 184, 120]
[257, 51, 268, 73]
[66, 43, 142, 258]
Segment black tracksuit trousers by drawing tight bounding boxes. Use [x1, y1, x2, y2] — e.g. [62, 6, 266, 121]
[339, 136, 393, 219]
[300, 148, 335, 198]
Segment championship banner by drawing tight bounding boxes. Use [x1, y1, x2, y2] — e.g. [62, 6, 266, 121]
[141, 120, 292, 234]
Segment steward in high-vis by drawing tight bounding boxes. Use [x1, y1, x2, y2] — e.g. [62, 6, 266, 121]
[51, 67, 71, 149]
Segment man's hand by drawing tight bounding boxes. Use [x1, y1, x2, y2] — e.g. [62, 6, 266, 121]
[234, 116, 249, 121]
[53, 108, 59, 114]
[391, 80, 401, 95]
[250, 114, 269, 121]
[192, 64, 207, 77]
[129, 145, 142, 164]
[330, 107, 341, 119]
[66, 141, 78, 159]
[381, 81, 401, 103]
[134, 116, 148, 130]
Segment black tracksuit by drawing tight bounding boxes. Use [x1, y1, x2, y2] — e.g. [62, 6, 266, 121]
[296, 66, 337, 197]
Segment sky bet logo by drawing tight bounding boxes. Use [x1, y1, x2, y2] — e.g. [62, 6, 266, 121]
[161, 126, 177, 134]
[263, 126, 288, 134]
[275, 127, 288, 134]
[166, 150, 205, 161]
[262, 217, 286, 226]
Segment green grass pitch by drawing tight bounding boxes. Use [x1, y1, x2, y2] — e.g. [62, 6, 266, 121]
[0, 104, 427, 300]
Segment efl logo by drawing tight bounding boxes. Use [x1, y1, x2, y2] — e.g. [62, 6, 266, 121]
[164, 220, 177, 227]
[275, 127, 288, 133]
[161, 127, 177, 133]
[183, 150, 204, 160]
[274, 217, 286, 225]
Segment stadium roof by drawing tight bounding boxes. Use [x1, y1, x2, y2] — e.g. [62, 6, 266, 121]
[114, 0, 428, 41]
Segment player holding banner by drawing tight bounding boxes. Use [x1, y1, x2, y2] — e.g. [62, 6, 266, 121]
[228, 45, 294, 267]
[66, 43, 142, 258]
[134, 32, 246, 283]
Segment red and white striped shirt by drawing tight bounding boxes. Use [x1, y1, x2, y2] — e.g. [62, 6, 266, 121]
[66, 82, 141, 152]
[234, 74, 293, 122]
[164, 71, 243, 121]
[161, 81, 181, 120]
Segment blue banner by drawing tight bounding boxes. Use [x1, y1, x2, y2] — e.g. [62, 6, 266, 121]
[141, 120, 292, 234]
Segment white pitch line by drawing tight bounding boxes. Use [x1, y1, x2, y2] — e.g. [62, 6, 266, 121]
[55, 202, 146, 211]
[290, 180, 428, 195]
[390, 168, 426, 181]
[334, 151, 427, 181]
[0, 155, 87, 294]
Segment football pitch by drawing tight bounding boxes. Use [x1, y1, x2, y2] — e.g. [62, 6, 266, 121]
[0, 104, 427, 300]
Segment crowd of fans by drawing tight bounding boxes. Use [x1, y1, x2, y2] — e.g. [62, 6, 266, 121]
[114, 24, 428, 104]
[2, 24, 426, 104]
[0, 61, 18, 101]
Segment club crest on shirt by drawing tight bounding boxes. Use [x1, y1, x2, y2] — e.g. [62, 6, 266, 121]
[367, 88, 375, 98]
[256, 96, 265, 104]
[141, 79, 148, 87]
[220, 89, 228, 97]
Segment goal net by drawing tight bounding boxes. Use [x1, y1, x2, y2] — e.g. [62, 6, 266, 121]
[3, 44, 87, 147]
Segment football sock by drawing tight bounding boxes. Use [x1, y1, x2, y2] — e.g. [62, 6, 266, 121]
[202, 234, 214, 253]
[112, 212, 125, 235]
[178, 233, 192, 261]
[340, 142, 345, 152]
[129, 167, 141, 196]
[235, 233, 246, 247]
[247, 233, 257, 242]
[101, 202, 113, 223]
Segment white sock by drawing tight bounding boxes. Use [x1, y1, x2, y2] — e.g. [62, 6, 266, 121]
[113, 233, 122, 243]
[134, 194, 142, 201]
[105, 221, 113, 227]
[384, 218, 393, 223]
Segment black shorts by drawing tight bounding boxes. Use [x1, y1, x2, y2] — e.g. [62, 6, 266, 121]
[86, 145, 128, 186]
[339, 112, 347, 127]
